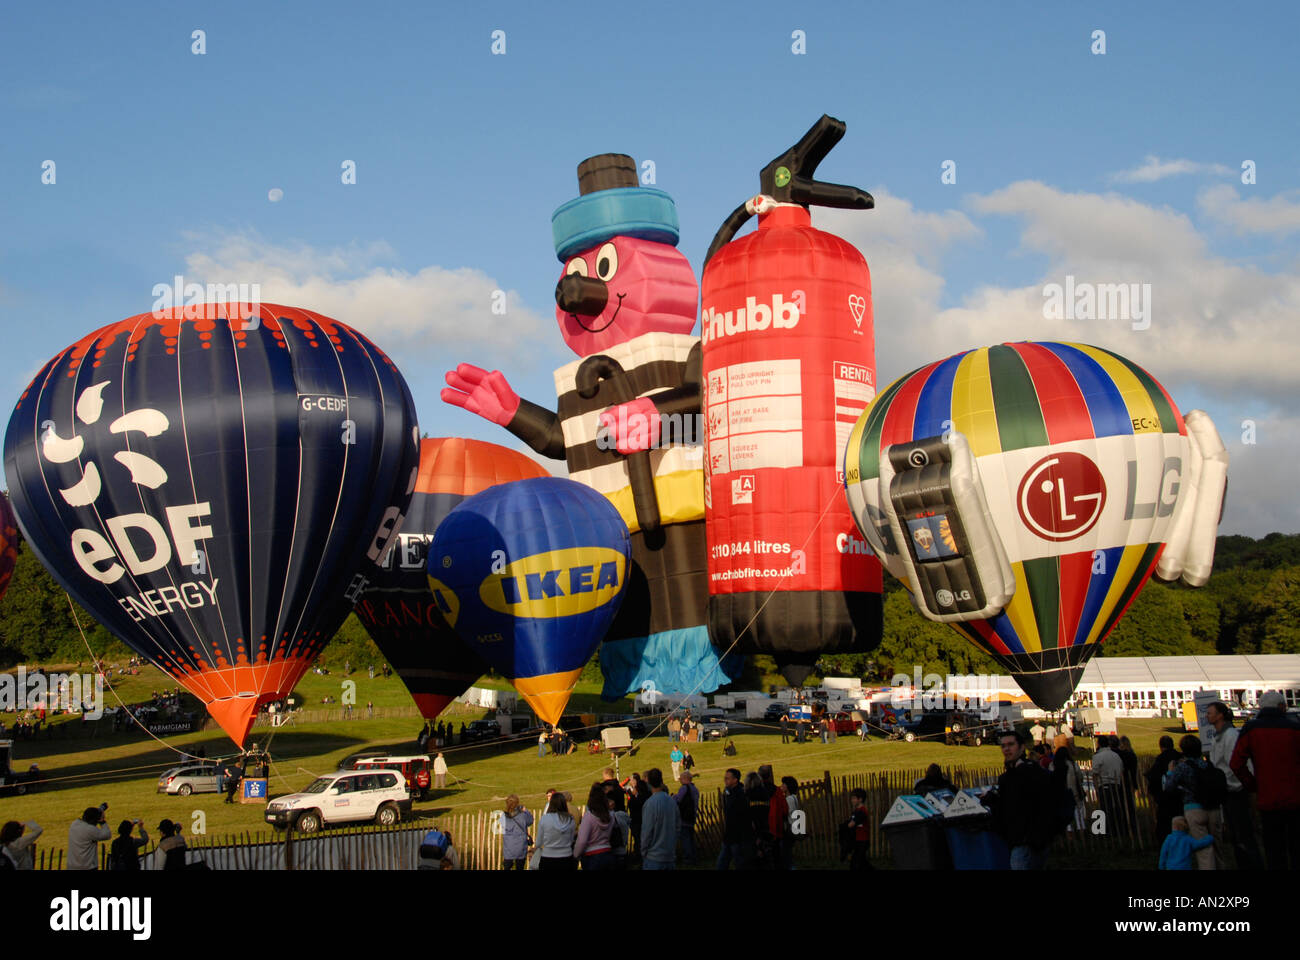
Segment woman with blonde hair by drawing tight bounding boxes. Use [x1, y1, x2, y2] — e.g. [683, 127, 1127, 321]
[501, 794, 533, 870]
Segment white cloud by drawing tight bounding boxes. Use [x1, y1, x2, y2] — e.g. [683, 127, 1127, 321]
[1110, 155, 1233, 183]
[1198, 184, 1300, 237]
[181, 231, 556, 368]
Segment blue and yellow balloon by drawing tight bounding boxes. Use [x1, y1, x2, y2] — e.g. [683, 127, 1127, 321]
[428, 477, 630, 726]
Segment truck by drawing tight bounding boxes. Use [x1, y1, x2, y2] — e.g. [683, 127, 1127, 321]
[1074, 707, 1118, 739]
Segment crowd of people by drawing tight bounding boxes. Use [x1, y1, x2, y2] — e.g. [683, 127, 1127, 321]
[0, 804, 197, 871]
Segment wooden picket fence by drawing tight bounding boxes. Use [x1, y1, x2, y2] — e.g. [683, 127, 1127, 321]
[31, 757, 1169, 870]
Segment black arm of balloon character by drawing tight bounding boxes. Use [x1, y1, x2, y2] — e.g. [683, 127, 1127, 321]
[441, 364, 566, 460]
[596, 342, 703, 454]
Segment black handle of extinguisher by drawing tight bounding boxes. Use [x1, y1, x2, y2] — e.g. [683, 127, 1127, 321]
[703, 115, 873, 269]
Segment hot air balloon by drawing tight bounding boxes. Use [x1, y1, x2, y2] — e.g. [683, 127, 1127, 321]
[428, 477, 630, 727]
[701, 114, 882, 686]
[844, 341, 1228, 709]
[0, 493, 17, 604]
[4, 305, 419, 746]
[353, 437, 550, 719]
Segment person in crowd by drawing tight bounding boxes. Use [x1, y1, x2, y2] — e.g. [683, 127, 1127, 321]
[669, 743, 684, 782]
[1230, 690, 1300, 870]
[537, 728, 548, 758]
[1162, 735, 1222, 870]
[668, 714, 682, 743]
[780, 711, 790, 744]
[223, 761, 241, 805]
[992, 729, 1057, 870]
[605, 783, 631, 870]
[760, 764, 787, 869]
[627, 772, 647, 862]
[600, 767, 621, 795]
[1051, 745, 1086, 832]
[745, 771, 774, 869]
[681, 747, 696, 778]
[501, 795, 533, 870]
[1145, 735, 1184, 843]
[1091, 734, 1127, 839]
[674, 770, 700, 867]
[433, 752, 448, 789]
[0, 820, 42, 870]
[1117, 735, 1140, 829]
[109, 819, 149, 871]
[1030, 720, 1045, 746]
[574, 782, 616, 870]
[1205, 700, 1262, 869]
[846, 787, 872, 870]
[914, 763, 957, 796]
[638, 768, 679, 870]
[716, 767, 752, 870]
[156, 819, 188, 871]
[440, 830, 461, 870]
[68, 806, 112, 870]
[1159, 816, 1216, 870]
[780, 777, 801, 869]
[536, 791, 576, 870]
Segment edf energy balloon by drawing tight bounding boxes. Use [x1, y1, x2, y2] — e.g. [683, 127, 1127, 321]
[428, 477, 630, 726]
[4, 305, 419, 746]
[701, 115, 882, 685]
[0, 493, 17, 604]
[844, 341, 1228, 709]
[354, 437, 549, 719]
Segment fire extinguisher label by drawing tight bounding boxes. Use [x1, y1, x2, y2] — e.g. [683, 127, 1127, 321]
[832, 362, 875, 483]
[706, 359, 804, 474]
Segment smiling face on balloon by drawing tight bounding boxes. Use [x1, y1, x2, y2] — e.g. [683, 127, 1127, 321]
[553, 236, 698, 357]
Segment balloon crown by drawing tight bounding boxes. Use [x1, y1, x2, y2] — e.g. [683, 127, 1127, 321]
[551, 153, 680, 262]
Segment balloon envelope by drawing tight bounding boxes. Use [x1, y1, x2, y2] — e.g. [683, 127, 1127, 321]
[4, 305, 419, 745]
[353, 437, 550, 719]
[428, 477, 630, 726]
[845, 341, 1190, 709]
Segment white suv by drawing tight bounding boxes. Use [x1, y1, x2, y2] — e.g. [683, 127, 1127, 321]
[264, 770, 412, 833]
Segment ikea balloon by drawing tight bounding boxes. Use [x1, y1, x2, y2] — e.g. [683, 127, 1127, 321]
[353, 437, 549, 719]
[844, 341, 1227, 710]
[0, 493, 17, 604]
[428, 477, 630, 726]
[4, 305, 420, 746]
[701, 115, 882, 686]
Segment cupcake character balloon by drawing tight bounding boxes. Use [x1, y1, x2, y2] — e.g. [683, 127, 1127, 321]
[442, 154, 741, 698]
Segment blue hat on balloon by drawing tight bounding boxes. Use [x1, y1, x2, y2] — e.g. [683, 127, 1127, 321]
[552, 154, 681, 262]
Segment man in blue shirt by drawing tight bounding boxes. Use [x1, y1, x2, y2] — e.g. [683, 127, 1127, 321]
[638, 767, 679, 870]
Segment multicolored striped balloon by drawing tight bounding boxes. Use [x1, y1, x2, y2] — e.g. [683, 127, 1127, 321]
[845, 342, 1191, 709]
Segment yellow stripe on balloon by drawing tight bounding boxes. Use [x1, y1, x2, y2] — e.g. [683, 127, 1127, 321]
[603, 470, 705, 533]
[1003, 560, 1043, 653]
[1082, 543, 1148, 645]
[1068, 343, 1162, 435]
[843, 404, 869, 486]
[950, 348, 1002, 457]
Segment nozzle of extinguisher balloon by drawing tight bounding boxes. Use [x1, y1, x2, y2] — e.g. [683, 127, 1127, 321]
[704, 114, 873, 267]
[759, 114, 874, 210]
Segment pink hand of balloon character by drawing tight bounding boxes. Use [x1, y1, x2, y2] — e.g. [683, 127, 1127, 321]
[598, 397, 661, 455]
[441, 364, 521, 427]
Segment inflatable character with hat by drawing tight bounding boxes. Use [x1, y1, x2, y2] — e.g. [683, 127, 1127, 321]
[443, 155, 741, 698]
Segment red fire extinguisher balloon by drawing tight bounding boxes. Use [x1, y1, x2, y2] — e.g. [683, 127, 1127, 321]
[701, 116, 883, 685]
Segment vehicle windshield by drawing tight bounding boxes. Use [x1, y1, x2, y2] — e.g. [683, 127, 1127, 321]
[303, 778, 334, 794]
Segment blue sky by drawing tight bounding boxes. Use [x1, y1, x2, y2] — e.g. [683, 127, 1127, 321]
[3, 2, 1298, 535]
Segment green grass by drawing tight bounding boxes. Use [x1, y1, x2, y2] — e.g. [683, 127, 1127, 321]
[3, 661, 1185, 865]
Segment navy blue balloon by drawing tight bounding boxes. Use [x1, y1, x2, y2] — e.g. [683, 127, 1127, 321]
[4, 305, 419, 745]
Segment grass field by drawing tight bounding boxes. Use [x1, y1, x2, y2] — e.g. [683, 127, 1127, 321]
[2, 661, 1190, 864]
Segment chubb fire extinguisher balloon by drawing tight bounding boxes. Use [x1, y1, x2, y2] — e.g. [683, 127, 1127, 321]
[701, 115, 883, 686]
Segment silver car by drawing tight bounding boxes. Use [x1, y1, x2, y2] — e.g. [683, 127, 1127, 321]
[162, 764, 223, 796]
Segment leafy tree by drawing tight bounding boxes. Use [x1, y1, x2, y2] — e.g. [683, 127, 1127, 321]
[875, 589, 998, 679]
[1101, 581, 1215, 657]
[1256, 567, 1300, 654]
